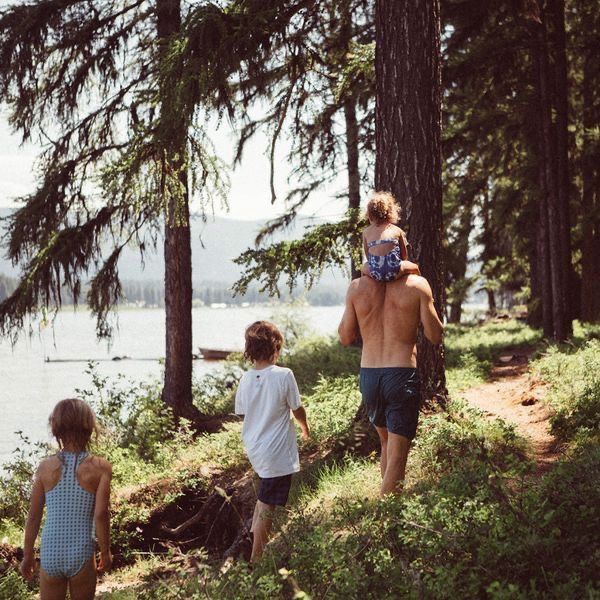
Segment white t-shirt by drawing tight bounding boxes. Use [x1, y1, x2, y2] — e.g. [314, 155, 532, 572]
[235, 365, 302, 478]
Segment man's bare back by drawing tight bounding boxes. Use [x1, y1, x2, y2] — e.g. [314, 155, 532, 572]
[338, 273, 443, 496]
[338, 274, 443, 365]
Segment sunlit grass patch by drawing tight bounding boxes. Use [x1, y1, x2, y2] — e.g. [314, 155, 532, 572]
[532, 339, 600, 442]
[295, 458, 381, 513]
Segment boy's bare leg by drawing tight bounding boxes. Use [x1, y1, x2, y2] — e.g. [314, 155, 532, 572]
[40, 569, 68, 600]
[250, 500, 275, 562]
[375, 426, 389, 478]
[380, 432, 411, 496]
[68, 557, 96, 600]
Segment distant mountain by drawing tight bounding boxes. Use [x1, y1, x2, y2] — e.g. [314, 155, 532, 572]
[0, 208, 348, 289]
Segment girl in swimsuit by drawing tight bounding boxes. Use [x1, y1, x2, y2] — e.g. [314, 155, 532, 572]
[20, 398, 113, 600]
[361, 191, 420, 281]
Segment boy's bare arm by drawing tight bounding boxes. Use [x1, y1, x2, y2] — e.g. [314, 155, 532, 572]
[94, 460, 113, 571]
[20, 467, 45, 580]
[292, 406, 310, 439]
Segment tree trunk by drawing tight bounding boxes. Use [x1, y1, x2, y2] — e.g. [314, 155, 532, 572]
[375, 0, 446, 407]
[486, 289, 497, 318]
[580, 51, 600, 322]
[344, 95, 362, 279]
[157, 0, 201, 422]
[530, 8, 571, 340]
[339, 3, 362, 280]
[549, 0, 574, 324]
[447, 201, 474, 324]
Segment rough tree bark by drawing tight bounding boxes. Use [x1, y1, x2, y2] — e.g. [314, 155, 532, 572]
[549, 0, 574, 323]
[580, 51, 600, 322]
[157, 0, 201, 422]
[530, 6, 571, 340]
[374, 0, 446, 407]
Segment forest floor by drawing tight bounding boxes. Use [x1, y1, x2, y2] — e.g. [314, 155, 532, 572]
[461, 347, 562, 474]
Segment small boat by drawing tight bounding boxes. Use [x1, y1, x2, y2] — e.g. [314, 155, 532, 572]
[198, 347, 239, 360]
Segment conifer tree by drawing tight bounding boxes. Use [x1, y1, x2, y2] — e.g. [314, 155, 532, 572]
[375, 0, 446, 406]
[0, 0, 310, 421]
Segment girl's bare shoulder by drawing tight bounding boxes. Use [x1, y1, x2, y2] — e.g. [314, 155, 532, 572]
[38, 454, 61, 473]
[84, 454, 112, 475]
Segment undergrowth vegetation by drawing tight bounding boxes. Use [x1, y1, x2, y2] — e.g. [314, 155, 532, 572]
[1, 320, 599, 599]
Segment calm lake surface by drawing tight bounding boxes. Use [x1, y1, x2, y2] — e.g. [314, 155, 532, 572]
[0, 304, 344, 465]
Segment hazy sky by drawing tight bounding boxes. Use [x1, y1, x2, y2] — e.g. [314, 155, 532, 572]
[0, 110, 350, 222]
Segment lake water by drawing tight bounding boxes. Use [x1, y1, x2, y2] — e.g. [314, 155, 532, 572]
[0, 304, 344, 465]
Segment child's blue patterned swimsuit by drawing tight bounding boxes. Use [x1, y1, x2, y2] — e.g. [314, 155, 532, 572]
[40, 452, 96, 578]
[367, 238, 402, 282]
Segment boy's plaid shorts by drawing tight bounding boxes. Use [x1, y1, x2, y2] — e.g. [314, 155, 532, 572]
[257, 474, 292, 506]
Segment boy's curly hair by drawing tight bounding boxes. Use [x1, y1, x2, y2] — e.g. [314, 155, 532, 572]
[244, 321, 284, 363]
[366, 191, 401, 224]
[49, 398, 99, 451]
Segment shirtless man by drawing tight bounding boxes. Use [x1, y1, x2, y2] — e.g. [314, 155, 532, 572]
[338, 273, 444, 496]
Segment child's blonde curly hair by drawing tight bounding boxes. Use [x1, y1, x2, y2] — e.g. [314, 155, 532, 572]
[366, 191, 400, 224]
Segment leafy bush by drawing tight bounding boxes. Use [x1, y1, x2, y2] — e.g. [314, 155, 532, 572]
[192, 358, 245, 416]
[281, 335, 361, 393]
[77, 365, 177, 463]
[533, 340, 600, 442]
[303, 376, 361, 446]
[0, 570, 33, 600]
[0, 434, 50, 526]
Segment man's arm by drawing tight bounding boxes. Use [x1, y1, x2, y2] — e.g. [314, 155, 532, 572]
[418, 279, 444, 344]
[338, 283, 359, 346]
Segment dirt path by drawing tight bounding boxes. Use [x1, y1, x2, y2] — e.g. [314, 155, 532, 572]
[461, 349, 561, 473]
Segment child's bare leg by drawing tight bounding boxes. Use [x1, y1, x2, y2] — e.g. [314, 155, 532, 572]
[394, 260, 420, 279]
[68, 557, 96, 600]
[40, 569, 68, 600]
[361, 262, 373, 278]
[250, 500, 275, 562]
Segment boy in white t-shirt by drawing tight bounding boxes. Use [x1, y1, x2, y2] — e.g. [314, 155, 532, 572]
[235, 320, 310, 562]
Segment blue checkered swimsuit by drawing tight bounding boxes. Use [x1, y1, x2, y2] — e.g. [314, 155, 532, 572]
[367, 238, 403, 282]
[40, 452, 96, 579]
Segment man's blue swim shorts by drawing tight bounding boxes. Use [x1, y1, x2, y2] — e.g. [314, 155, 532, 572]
[359, 367, 421, 440]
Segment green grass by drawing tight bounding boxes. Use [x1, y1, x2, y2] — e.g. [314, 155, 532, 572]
[8, 319, 600, 600]
[532, 338, 600, 443]
[445, 320, 542, 395]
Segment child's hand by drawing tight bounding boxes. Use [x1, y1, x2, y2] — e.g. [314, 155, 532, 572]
[301, 426, 310, 440]
[98, 550, 113, 572]
[20, 554, 35, 581]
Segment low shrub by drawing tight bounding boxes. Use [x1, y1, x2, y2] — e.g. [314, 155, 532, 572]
[281, 336, 361, 394]
[533, 340, 600, 442]
[0, 570, 33, 600]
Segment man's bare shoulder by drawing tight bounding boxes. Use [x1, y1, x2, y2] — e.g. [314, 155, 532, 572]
[348, 276, 378, 292]
[401, 274, 433, 295]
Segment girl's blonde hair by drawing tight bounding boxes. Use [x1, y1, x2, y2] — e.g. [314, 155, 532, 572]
[366, 191, 401, 224]
[49, 398, 98, 451]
